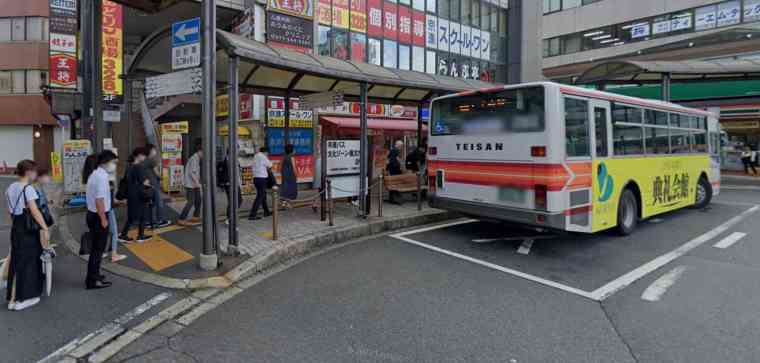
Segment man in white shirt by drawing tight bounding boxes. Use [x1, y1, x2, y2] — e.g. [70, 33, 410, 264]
[85, 150, 118, 289]
[249, 146, 273, 220]
[179, 141, 203, 225]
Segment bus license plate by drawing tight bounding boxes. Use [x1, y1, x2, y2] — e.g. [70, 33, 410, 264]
[499, 187, 525, 203]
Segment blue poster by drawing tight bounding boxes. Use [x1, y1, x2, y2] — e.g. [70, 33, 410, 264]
[267, 128, 313, 155]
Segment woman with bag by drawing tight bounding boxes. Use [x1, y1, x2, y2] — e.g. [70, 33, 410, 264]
[5, 159, 52, 311]
[280, 144, 298, 203]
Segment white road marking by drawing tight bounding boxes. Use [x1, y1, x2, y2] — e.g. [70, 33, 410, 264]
[393, 219, 477, 237]
[392, 234, 597, 300]
[648, 218, 664, 224]
[641, 265, 688, 302]
[589, 205, 759, 301]
[713, 232, 747, 249]
[516, 239, 534, 255]
[38, 292, 171, 363]
[471, 235, 555, 244]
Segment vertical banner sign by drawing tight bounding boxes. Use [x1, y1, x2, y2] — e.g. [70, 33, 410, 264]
[102, 0, 123, 104]
[398, 5, 411, 44]
[51, 152, 63, 183]
[350, 0, 367, 32]
[318, 0, 332, 25]
[367, 0, 383, 37]
[49, 0, 78, 89]
[383, 1, 398, 40]
[332, 0, 350, 29]
[269, 0, 314, 18]
[425, 14, 437, 49]
[412, 10, 425, 46]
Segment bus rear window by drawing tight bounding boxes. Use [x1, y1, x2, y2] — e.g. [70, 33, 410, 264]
[431, 87, 545, 136]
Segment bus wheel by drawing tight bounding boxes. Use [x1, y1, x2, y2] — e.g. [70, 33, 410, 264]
[694, 176, 713, 209]
[616, 189, 638, 236]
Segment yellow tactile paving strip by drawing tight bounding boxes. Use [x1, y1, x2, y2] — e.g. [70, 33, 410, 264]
[123, 225, 195, 271]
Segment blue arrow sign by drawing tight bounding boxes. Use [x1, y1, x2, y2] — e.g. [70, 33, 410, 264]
[172, 18, 201, 47]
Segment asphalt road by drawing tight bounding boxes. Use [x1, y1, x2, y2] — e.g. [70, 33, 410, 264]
[108, 188, 760, 363]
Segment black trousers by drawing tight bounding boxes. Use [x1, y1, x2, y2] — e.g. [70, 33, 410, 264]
[86, 211, 109, 286]
[743, 157, 757, 175]
[223, 185, 243, 217]
[250, 177, 270, 217]
[121, 203, 152, 237]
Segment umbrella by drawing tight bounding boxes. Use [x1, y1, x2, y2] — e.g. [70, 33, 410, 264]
[41, 249, 55, 296]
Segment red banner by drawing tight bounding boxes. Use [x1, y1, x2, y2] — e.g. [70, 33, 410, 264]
[270, 155, 315, 183]
[383, 1, 397, 40]
[49, 53, 77, 88]
[398, 5, 411, 44]
[367, 0, 382, 37]
[240, 94, 253, 119]
[349, 0, 367, 32]
[412, 10, 425, 46]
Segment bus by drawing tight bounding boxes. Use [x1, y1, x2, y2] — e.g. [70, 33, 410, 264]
[427, 82, 721, 235]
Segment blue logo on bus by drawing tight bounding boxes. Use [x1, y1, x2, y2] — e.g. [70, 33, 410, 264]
[597, 162, 614, 203]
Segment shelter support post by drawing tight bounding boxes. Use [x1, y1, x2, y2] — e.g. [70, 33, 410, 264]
[662, 73, 672, 102]
[200, 0, 218, 270]
[284, 93, 290, 146]
[359, 82, 369, 217]
[228, 55, 240, 252]
[416, 105, 423, 211]
[91, 0, 104, 152]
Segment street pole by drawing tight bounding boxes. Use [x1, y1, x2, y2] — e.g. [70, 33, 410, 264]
[80, 0, 92, 142]
[92, 0, 104, 153]
[359, 82, 368, 217]
[200, 0, 218, 270]
[228, 55, 240, 252]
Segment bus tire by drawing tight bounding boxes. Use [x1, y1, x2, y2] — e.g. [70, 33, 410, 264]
[694, 176, 713, 209]
[616, 189, 638, 236]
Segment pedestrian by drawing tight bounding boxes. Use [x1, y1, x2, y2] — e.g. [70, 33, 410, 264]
[248, 146, 272, 220]
[387, 140, 404, 204]
[144, 144, 171, 228]
[85, 151, 117, 290]
[178, 140, 203, 226]
[218, 149, 242, 222]
[280, 144, 298, 202]
[5, 159, 52, 310]
[85, 160, 128, 263]
[118, 147, 152, 243]
[405, 144, 426, 173]
[741, 146, 757, 175]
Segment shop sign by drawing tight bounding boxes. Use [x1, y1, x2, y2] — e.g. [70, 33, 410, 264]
[270, 155, 315, 183]
[267, 128, 314, 155]
[367, 0, 383, 37]
[670, 14, 692, 31]
[716, 0, 741, 27]
[50, 32, 77, 53]
[630, 22, 650, 39]
[325, 140, 360, 176]
[425, 15, 437, 49]
[50, 0, 77, 11]
[50, 10, 77, 34]
[318, 0, 332, 25]
[240, 94, 253, 120]
[217, 94, 230, 117]
[412, 10, 425, 46]
[267, 109, 314, 127]
[332, 0, 350, 29]
[49, 53, 78, 89]
[269, 0, 314, 19]
[383, 1, 398, 39]
[267, 12, 314, 52]
[398, 5, 411, 44]
[160, 121, 190, 134]
[51, 152, 63, 183]
[745, 0, 760, 21]
[216, 94, 253, 119]
[695, 5, 717, 30]
[350, 0, 367, 32]
[62, 140, 91, 193]
[102, 0, 123, 104]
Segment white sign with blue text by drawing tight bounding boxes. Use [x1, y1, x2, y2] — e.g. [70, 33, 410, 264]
[172, 18, 201, 70]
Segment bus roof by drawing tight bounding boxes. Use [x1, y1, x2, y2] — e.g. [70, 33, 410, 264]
[438, 81, 717, 118]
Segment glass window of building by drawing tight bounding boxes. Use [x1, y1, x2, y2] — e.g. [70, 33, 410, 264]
[318, 26, 331, 56]
[438, 0, 450, 19]
[413, 0, 424, 10]
[26, 17, 43, 41]
[351, 32, 367, 62]
[746, 0, 760, 22]
[25, 70, 44, 93]
[0, 71, 11, 93]
[333, 29, 349, 59]
[565, 98, 590, 157]
[426, 0, 436, 13]
[563, 34, 581, 53]
[449, 0, 459, 22]
[368, 38, 382, 65]
[461, 0, 471, 25]
[471, 0, 480, 29]
[383, 39, 398, 68]
[543, 0, 561, 14]
[425, 49, 436, 74]
[498, 8, 507, 36]
[490, 5, 498, 32]
[399, 44, 411, 69]
[11, 70, 25, 93]
[0, 18, 11, 41]
[480, 2, 490, 30]
[11, 17, 25, 41]
[412, 46, 425, 72]
[582, 0, 602, 4]
[563, 0, 582, 10]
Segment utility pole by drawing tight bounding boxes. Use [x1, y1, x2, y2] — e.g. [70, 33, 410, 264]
[200, 0, 219, 270]
[91, 0, 104, 153]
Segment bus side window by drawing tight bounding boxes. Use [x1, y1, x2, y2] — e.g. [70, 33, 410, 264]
[564, 97, 590, 157]
[594, 107, 608, 157]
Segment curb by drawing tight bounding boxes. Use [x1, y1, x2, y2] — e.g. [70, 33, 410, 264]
[59, 209, 456, 290]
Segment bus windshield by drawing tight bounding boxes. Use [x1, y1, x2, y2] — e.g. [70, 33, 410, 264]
[431, 86, 545, 136]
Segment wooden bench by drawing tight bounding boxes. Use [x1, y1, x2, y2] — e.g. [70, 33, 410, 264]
[384, 173, 426, 203]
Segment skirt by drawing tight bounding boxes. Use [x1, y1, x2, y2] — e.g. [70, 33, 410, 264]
[6, 215, 44, 303]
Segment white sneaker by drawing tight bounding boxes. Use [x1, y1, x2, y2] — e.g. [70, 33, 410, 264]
[7, 302, 15, 310]
[12, 297, 40, 311]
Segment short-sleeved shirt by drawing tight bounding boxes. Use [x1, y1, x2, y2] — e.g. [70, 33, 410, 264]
[183, 153, 202, 189]
[253, 152, 272, 178]
[5, 181, 39, 216]
[87, 167, 112, 213]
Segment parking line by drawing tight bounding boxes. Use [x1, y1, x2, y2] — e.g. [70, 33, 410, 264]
[713, 232, 747, 249]
[516, 239, 534, 255]
[392, 234, 597, 300]
[589, 205, 759, 301]
[394, 219, 478, 237]
[641, 265, 688, 302]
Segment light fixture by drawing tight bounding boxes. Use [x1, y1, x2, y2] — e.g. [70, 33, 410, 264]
[613, 41, 625, 46]
[637, 50, 643, 54]
[600, 38, 620, 44]
[688, 42, 694, 47]
[583, 30, 604, 37]
[34, 131, 41, 138]
[747, 34, 753, 39]
[592, 34, 611, 40]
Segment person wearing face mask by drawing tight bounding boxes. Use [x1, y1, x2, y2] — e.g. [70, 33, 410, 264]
[85, 151, 118, 289]
[144, 144, 171, 228]
[85, 157, 128, 263]
[118, 148, 153, 243]
[5, 159, 52, 310]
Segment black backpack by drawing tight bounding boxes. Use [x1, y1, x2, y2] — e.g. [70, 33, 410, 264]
[217, 159, 230, 186]
[115, 168, 129, 200]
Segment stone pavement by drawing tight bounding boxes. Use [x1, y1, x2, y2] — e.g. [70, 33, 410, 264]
[60, 188, 454, 290]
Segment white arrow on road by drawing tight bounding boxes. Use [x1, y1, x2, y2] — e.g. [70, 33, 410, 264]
[174, 23, 198, 42]
[471, 235, 556, 255]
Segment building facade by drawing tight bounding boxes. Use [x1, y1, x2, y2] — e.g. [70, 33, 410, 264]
[0, 0, 62, 172]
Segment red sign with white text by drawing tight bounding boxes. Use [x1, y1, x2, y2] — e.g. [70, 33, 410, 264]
[398, 5, 411, 44]
[412, 10, 425, 46]
[49, 52, 77, 89]
[367, 0, 382, 37]
[383, 1, 397, 40]
[270, 155, 315, 183]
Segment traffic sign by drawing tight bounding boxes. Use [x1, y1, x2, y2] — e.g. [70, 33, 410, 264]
[172, 18, 201, 70]
[172, 18, 200, 47]
[145, 67, 202, 98]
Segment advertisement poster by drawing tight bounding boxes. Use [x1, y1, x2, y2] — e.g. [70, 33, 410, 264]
[350, 0, 367, 32]
[267, 13, 314, 52]
[332, 0, 350, 29]
[161, 132, 184, 192]
[269, 0, 314, 18]
[102, 0, 123, 104]
[351, 32, 367, 62]
[51, 152, 63, 183]
[63, 140, 91, 193]
[267, 128, 314, 155]
[318, 0, 332, 25]
[267, 97, 314, 127]
[367, 0, 383, 37]
[270, 155, 315, 183]
[326, 140, 360, 176]
[160, 121, 189, 134]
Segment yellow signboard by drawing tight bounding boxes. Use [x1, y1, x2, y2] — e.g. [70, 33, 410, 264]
[722, 121, 759, 130]
[160, 121, 189, 134]
[101, 0, 123, 99]
[51, 152, 63, 183]
[216, 94, 230, 117]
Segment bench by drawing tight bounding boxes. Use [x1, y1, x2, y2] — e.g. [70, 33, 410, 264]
[384, 173, 426, 203]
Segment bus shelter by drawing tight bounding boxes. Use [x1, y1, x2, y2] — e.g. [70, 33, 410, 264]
[213, 29, 499, 251]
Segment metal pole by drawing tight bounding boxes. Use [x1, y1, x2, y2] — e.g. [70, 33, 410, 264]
[378, 173, 383, 217]
[200, 0, 218, 270]
[284, 94, 290, 147]
[92, 0, 104, 152]
[272, 187, 279, 240]
[228, 56, 240, 251]
[417, 172, 422, 211]
[416, 104, 423, 147]
[662, 73, 672, 102]
[320, 135, 326, 221]
[80, 0, 92, 142]
[359, 82, 368, 217]
[125, 78, 133, 152]
[326, 179, 333, 226]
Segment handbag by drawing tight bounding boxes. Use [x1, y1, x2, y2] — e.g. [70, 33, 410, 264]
[79, 231, 92, 256]
[15, 185, 41, 233]
[266, 168, 277, 189]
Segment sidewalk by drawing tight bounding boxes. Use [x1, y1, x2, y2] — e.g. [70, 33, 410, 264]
[721, 170, 760, 189]
[60, 190, 455, 290]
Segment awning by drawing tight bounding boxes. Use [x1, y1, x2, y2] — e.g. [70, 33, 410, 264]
[321, 116, 427, 132]
[575, 60, 760, 85]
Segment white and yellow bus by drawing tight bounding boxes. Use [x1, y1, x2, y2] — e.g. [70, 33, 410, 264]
[427, 82, 721, 235]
